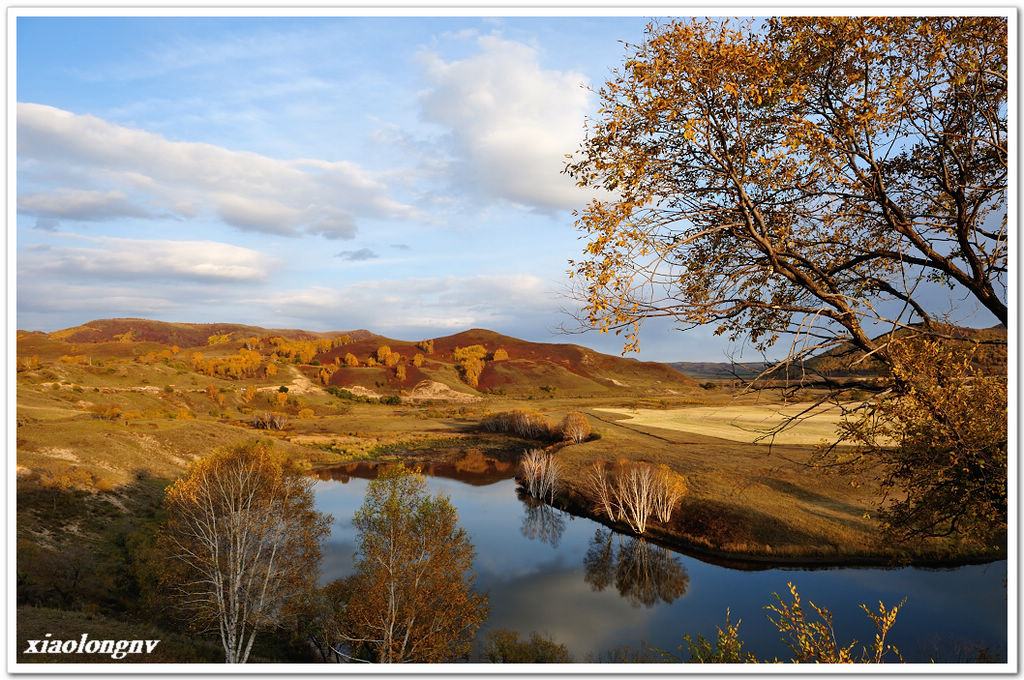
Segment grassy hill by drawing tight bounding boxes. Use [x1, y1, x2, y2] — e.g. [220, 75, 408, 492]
[318, 327, 699, 398]
[668, 324, 1007, 383]
[805, 323, 1007, 377]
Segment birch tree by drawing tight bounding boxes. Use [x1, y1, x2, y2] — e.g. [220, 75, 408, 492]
[342, 465, 487, 663]
[159, 440, 331, 663]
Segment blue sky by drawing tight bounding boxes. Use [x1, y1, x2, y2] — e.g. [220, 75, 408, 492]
[17, 14, 750, 361]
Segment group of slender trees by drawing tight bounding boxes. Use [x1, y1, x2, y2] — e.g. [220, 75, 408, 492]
[157, 445, 486, 664]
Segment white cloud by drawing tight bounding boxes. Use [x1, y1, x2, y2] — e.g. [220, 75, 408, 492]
[418, 35, 597, 212]
[19, 235, 275, 283]
[18, 189, 153, 223]
[17, 102, 419, 236]
[249, 274, 557, 334]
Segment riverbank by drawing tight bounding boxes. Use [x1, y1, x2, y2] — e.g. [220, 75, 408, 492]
[308, 397, 1004, 569]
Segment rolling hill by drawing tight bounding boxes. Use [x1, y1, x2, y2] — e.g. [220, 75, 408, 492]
[18, 318, 700, 399]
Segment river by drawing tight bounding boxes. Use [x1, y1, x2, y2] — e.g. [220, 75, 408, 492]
[312, 463, 1007, 663]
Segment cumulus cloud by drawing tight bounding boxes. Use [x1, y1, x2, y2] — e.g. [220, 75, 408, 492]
[19, 235, 275, 283]
[418, 35, 598, 212]
[335, 248, 379, 261]
[16, 102, 419, 236]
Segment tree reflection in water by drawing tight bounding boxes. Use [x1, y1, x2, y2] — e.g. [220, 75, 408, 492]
[584, 529, 689, 607]
[519, 493, 567, 548]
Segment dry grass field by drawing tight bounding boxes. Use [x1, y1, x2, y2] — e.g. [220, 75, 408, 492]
[592, 402, 860, 447]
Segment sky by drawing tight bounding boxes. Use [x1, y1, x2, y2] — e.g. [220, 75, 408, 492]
[12, 12, 1005, 363]
[14, 14, 754, 362]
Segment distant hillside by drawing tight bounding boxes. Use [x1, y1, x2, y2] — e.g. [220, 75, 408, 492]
[670, 325, 1007, 382]
[807, 324, 1007, 377]
[668, 362, 771, 381]
[32, 318, 372, 348]
[19, 319, 699, 398]
[320, 328, 699, 397]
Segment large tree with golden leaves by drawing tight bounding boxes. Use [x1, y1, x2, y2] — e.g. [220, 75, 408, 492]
[566, 17, 1007, 541]
[159, 440, 331, 663]
[566, 16, 1006, 357]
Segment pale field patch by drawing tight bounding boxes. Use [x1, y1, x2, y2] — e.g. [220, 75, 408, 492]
[594, 402, 865, 446]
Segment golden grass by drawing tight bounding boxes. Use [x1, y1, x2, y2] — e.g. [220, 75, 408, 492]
[593, 402, 860, 446]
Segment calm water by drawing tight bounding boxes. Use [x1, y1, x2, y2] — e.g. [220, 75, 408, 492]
[313, 466, 1007, 663]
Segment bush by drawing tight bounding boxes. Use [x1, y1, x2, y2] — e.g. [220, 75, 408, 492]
[484, 629, 571, 663]
[561, 412, 591, 443]
[481, 409, 554, 439]
[252, 412, 289, 430]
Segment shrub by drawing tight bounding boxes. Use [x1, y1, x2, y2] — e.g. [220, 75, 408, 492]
[88, 404, 122, 421]
[484, 629, 571, 663]
[480, 409, 554, 439]
[561, 412, 591, 443]
[251, 412, 288, 430]
[492, 348, 509, 361]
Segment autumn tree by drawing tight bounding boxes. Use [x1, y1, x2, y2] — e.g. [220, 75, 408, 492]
[395, 364, 407, 382]
[342, 464, 487, 662]
[492, 348, 509, 361]
[157, 440, 331, 663]
[416, 339, 434, 355]
[412, 353, 425, 367]
[343, 352, 359, 367]
[566, 17, 1007, 540]
[827, 337, 1006, 542]
[460, 356, 484, 388]
[375, 345, 392, 364]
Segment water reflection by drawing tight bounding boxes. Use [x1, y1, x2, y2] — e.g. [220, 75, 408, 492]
[584, 529, 690, 608]
[313, 451, 517, 486]
[519, 494, 567, 548]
